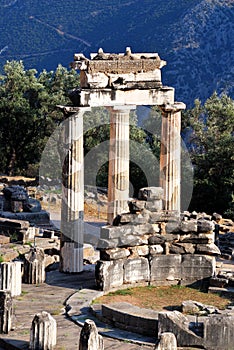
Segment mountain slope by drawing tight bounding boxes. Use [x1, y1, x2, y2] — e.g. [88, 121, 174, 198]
[0, 0, 233, 105]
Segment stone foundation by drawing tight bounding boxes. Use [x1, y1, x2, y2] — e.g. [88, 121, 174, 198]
[95, 187, 219, 291]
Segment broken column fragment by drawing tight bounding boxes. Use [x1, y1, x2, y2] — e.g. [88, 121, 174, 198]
[0, 290, 13, 334]
[23, 247, 45, 284]
[30, 311, 57, 350]
[79, 319, 104, 350]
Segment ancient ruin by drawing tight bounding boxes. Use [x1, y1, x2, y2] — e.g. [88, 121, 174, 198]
[59, 47, 185, 273]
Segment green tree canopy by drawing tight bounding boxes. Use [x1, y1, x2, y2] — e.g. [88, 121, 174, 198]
[182, 93, 234, 217]
[0, 61, 79, 176]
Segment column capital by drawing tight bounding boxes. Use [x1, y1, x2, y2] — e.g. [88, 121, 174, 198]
[160, 102, 186, 113]
[106, 105, 136, 112]
[56, 105, 91, 116]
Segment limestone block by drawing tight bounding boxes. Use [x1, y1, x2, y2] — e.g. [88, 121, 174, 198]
[156, 332, 177, 350]
[119, 213, 148, 225]
[179, 233, 213, 244]
[145, 200, 163, 212]
[100, 247, 130, 260]
[124, 257, 150, 283]
[0, 290, 13, 334]
[181, 300, 218, 315]
[138, 187, 164, 201]
[179, 220, 197, 233]
[130, 245, 149, 257]
[165, 221, 181, 233]
[148, 234, 166, 245]
[150, 255, 181, 282]
[100, 225, 132, 239]
[97, 238, 118, 250]
[118, 235, 148, 247]
[197, 219, 215, 233]
[196, 243, 221, 256]
[95, 260, 124, 291]
[181, 255, 215, 283]
[30, 311, 56, 350]
[0, 235, 10, 244]
[128, 199, 146, 213]
[204, 314, 234, 350]
[149, 245, 164, 255]
[170, 243, 195, 255]
[79, 319, 104, 350]
[158, 311, 204, 348]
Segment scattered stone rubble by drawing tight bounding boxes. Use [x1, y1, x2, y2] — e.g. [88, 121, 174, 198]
[95, 187, 220, 291]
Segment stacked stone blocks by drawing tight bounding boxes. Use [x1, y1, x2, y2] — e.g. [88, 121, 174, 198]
[96, 187, 219, 291]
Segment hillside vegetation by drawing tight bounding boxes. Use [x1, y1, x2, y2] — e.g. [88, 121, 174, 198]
[0, 0, 233, 105]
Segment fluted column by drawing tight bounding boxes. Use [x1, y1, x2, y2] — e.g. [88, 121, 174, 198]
[159, 103, 185, 212]
[107, 106, 134, 224]
[60, 107, 90, 273]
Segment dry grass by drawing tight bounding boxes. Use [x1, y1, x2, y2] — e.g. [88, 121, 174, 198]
[95, 285, 233, 311]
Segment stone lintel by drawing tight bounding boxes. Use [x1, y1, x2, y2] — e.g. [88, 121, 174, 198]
[76, 87, 174, 107]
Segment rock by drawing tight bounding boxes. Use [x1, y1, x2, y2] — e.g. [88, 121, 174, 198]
[197, 219, 214, 233]
[181, 255, 216, 284]
[181, 300, 218, 315]
[196, 243, 221, 256]
[100, 247, 130, 260]
[23, 247, 45, 284]
[148, 234, 166, 245]
[149, 245, 164, 255]
[79, 319, 104, 350]
[158, 311, 204, 348]
[145, 200, 163, 212]
[124, 257, 150, 283]
[204, 314, 234, 350]
[179, 219, 197, 233]
[138, 187, 164, 200]
[97, 238, 118, 250]
[150, 255, 181, 283]
[30, 311, 56, 350]
[95, 260, 124, 291]
[118, 234, 147, 247]
[156, 332, 177, 350]
[128, 199, 146, 213]
[0, 290, 13, 334]
[0, 235, 10, 244]
[130, 245, 149, 257]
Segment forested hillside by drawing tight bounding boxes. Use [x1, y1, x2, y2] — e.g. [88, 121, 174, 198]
[0, 0, 233, 105]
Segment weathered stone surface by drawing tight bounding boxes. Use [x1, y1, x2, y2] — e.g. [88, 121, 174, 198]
[95, 260, 124, 291]
[196, 243, 221, 256]
[0, 261, 22, 296]
[181, 255, 215, 283]
[0, 290, 12, 334]
[23, 247, 45, 284]
[181, 300, 218, 315]
[101, 223, 154, 239]
[0, 235, 10, 244]
[170, 243, 195, 255]
[100, 247, 130, 260]
[101, 302, 158, 337]
[79, 319, 104, 350]
[145, 200, 163, 212]
[119, 213, 148, 225]
[124, 257, 150, 283]
[169, 244, 186, 255]
[130, 245, 149, 257]
[197, 219, 214, 233]
[158, 311, 204, 348]
[149, 245, 164, 255]
[204, 314, 234, 350]
[97, 238, 118, 250]
[209, 277, 228, 288]
[118, 235, 147, 247]
[179, 233, 213, 244]
[165, 221, 181, 233]
[138, 187, 164, 201]
[128, 199, 146, 213]
[179, 220, 197, 233]
[156, 332, 177, 350]
[148, 234, 166, 245]
[30, 311, 56, 350]
[150, 255, 181, 282]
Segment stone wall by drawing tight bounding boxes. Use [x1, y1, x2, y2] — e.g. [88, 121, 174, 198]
[95, 187, 220, 291]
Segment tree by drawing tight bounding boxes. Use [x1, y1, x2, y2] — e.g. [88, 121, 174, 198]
[0, 61, 79, 176]
[182, 93, 234, 217]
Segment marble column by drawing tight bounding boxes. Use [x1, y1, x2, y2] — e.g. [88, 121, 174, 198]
[60, 107, 90, 273]
[159, 103, 186, 212]
[107, 106, 135, 224]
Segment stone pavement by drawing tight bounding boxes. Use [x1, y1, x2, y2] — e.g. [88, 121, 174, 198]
[0, 266, 154, 350]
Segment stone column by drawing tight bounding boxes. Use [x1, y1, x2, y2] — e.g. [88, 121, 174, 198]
[79, 319, 104, 350]
[0, 290, 13, 334]
[60, 107, 90, 273]
[159, 103, 185, 212]
[0, 261, 22, 297]
[30, 311, 56, 350]
[107, 105, 134, 224]
[23, 247, 45, 284]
